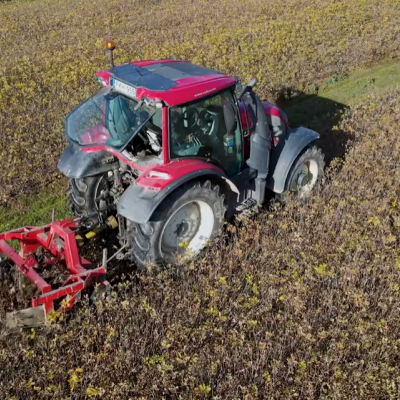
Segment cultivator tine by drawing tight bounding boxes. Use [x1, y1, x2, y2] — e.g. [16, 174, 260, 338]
[0, 217, 112, 328]
[102, 248, 108, 268]
[6, 305, 46, 330]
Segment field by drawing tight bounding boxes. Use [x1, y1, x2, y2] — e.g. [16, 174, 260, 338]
[1, 0, 400, 206]
[2, 0, 400, 398]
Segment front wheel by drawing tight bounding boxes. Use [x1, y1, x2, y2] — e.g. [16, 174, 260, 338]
[283, 145, 325, 199]
[127, 180, 226, 270]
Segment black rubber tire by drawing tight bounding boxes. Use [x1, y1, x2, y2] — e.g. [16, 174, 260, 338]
[281, 145, 325, 199]
[68, 173, 114, 225]
[127, 180, 226, 270]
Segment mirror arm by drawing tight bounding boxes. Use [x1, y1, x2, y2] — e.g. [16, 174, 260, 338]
[237, 78, 258, 100]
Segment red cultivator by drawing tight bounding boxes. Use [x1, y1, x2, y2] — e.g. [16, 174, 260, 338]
[0, 218, 110, 328]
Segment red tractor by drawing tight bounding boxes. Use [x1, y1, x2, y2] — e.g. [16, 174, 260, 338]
[0, 42, 324, 325]
[58, 42, 325, 269]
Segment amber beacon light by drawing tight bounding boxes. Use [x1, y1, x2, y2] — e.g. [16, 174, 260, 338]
[105, 40, 116, 66]
[105, 40, 116, 51]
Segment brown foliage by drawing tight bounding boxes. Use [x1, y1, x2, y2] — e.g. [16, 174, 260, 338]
[1, 90, 400, 399]
[1, 0, 400, 203]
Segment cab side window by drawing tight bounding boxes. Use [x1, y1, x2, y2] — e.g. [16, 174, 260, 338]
[169, 89, 242, 176]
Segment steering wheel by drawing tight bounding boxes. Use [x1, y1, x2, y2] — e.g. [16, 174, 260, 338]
[183, 107, 200, 128]
[197, 109, 218, 136]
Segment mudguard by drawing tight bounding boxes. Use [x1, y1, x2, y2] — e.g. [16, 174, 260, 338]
[267, 127, 320, 193]
[58, 143, 119, 179]
[117, 164, 235, 225]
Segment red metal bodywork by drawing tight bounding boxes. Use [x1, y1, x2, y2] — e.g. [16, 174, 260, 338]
[238, 101, 289, 156]
[82, 144, 225, 193]
[135, 158, 225, 192]
[96, 59, 236, 107]
[0, 218, 107, 314]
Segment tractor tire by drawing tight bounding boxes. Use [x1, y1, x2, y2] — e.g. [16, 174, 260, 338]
[127, 180, 226, 270]
[68, 173, 115, 226]
[282, 145, 325, 200]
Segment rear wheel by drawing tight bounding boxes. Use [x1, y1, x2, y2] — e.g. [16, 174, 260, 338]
[127, 180, 226, 270]
[283, 145, 325, 199]
[69, 173, 115, 226]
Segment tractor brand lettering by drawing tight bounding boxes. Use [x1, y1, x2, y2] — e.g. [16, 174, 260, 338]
[194, 88, 217, 98]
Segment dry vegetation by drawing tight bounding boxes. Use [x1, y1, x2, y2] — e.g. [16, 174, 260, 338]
[2, 0, 400, 398]
[1, 0, 400, 203]
[2, 90, 400, 399]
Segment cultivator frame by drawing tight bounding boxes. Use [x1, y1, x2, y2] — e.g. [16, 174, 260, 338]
[0, 218, 109, 328]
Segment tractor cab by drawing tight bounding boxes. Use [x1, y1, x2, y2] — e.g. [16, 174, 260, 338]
[64, 57, 248, 176]
[168, 88, 243, 176]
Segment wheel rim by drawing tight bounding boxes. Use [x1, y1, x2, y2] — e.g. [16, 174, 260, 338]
[291, 159, 319, 197]
[94, 175, 111, 211]
[160, 200, 215, 258]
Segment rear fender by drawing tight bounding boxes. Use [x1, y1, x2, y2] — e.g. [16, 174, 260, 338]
[267, 127, 320, 193]
[117, 160, 237, 224]
[58, 143, 119, 179]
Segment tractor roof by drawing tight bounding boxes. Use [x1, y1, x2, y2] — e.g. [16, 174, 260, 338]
[96, 59, 237, 106]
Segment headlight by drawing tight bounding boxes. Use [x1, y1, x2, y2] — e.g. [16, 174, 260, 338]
[97, 76, 106, 86]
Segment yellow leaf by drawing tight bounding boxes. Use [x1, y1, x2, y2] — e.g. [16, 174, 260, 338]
[86, 387, 103, 397]
[368, 216, 380, 226]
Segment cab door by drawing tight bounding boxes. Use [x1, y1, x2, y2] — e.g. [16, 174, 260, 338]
[168, 88, 244, 177]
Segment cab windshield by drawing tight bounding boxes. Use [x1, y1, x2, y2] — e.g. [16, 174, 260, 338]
[65, 87, 156, 150]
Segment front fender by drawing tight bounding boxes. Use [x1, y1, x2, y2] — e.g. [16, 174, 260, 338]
[117, 160, 236, 225]
[58, 142, 118, 178]
[267, 127, 320, 193]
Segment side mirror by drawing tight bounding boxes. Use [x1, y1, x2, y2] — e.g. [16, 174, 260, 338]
[234, 77, 243, 96]
[238, 78, 257, 99]
[223, 102, 237, 135]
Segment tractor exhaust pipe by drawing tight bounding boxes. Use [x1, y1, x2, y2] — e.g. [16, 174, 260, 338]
[241, 83, 272, 205]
